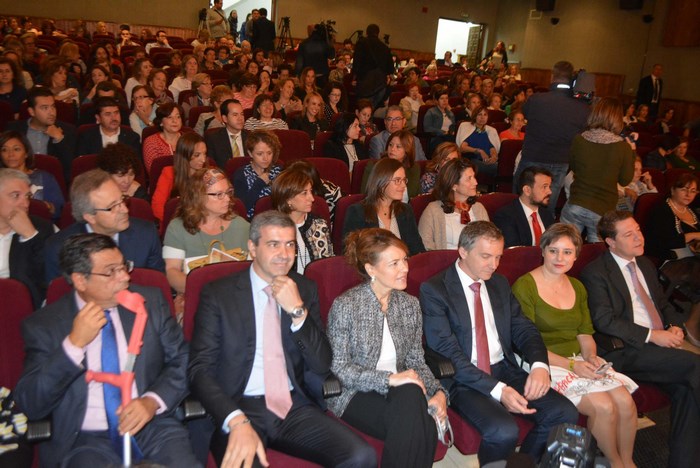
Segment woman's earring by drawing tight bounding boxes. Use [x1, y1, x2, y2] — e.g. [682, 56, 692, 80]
[371, 276, 376, 283]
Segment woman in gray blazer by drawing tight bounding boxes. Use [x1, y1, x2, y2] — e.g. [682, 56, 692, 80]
[327, 228, 447, 468]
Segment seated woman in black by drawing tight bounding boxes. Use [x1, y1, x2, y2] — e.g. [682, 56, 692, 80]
[323, 112, 367, 172]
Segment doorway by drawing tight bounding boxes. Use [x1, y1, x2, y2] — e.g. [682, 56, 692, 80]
[435, 18, 483, 68]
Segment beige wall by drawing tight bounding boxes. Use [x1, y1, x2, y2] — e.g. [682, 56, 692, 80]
[496, 0, 700, 101]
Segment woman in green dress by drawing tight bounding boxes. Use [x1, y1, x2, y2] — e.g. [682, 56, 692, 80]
[512, 223, 638, 468]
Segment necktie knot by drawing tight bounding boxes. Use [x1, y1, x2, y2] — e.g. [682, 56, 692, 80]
[264, 285, 273, 298]
[469, 282, 481, 294]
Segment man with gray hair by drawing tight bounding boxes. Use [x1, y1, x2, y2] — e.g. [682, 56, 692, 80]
[44, 169, 163, 281]
[189, 210, 375, 468]
[368, 106, 426, 160]
[0, 168, 53, 306]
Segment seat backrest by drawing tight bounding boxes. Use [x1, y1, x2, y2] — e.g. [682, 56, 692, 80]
[332, 193, 365, 254]
[160, 196, 181, 238]
[33, 154, 68, 197]
[478, 192, 519, 220]
[491, 121, 509, 134]
[149, 155, 174, 196]
[0, 279, 35, 388]
[304, 256, 363, 326]
[254, 195, 331, 225]
[70, 154, 99, 181]
[406, 250, 460, 297]
[486, 109, 507, 125]
[28, 198, 53, 221]
[302, 157, 351, 194]
[350, 159, 372, 194]
[568, 243, 607, 280]
[634, 192, 664, 235]
[273, 129, 312, 162]
[55, 100, 77, 125]
[409, 193, 434, 223]
[496, 246, 542, 285]
[311, 132, 333, 157]
[127, 197, 156, 223]
[183, 261, 252, 340]
[224, 157, 252, 180]
[177, 89, 197, 106]
[187, 105, 214, 127]
[496, 139, 524, 192]
[0, 101, 14, 132]
[416, 104, 433, 135]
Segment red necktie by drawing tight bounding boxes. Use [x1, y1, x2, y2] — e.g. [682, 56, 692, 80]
[469, 282, 491, 374]
[531, 211, 542, 246]
[626, 263, 664, 330]
[263, 286, 293, 419]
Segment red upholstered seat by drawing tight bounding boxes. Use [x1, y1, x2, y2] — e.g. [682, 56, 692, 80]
[567, 242, 607, 279]
[302, 157, 351, 194]
[33, 154, 68, 197]
[273, 129, 312, 162]
[409, 193, 434, 225]
[303, 256, 363, 326]
[478, 192, 519, 220]
[350, 159, 371, 194]
[311, 131, 333, 157]
[0, 279, 35, 389]
[495, 139, 523, 193]
[496, 246, 542, 285]
[406, 250, 459, 298]
[331, 194, 365, 254]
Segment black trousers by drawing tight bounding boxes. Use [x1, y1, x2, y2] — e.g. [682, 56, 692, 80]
[449, 361, 579, 466]
[341, 384, 438, 468]
[210, 395, 376, 468]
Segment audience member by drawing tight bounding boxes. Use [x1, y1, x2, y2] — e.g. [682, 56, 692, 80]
[420, 141, 459, 194]
[493, 167, 554, 247]
[323, 112, 367, 172]
[188, 210, 376, 467]
[513, 223, 638, 467]
[0, 57, 27, 116]
[205, 98, 248, 168]
[419, 159, 487, 250]
[328, 227, 446, 467]
[499, 110, 525, 141]
[194, 84, 234, 135]
[77, 97, 141, 159]
[0, 168, 53, 307]
[289, 91, 328, 141]
[344, 158, 425, 255]
[273, 78, 303, 121]
[369, 106, 426, 161]
[244, 94, 289, 131]
[355, 99, 379, 144]
[667, 137, 699, 170]
[642, 133, 679, 171]
[363, 130, 420, 199]
[128, 85, 157, 139]
[420, 221, 578, 465]
[168, 54, 198, 103]
[142, 102, 184, 172]
[399, 83, 425, 133]
[354, 24, 393, 109]
[124, 57, 153, 107]
[561, 97, 635, 242]
[284, 160, 342, 222]
[580, 211, 700, 468]
[145, 30, 172, 54]
[44, 169, 164, 281]
[15, 233, 198, 468]
[322, 82, 347, 126]
[424, 87, 456, 153]
[232, 72, 259, 109]
[96, 142, 148, 201]
[455, 105, 500, 178]
[233, 129, 283, 218]
[294, 66, 320, 102]
[616, 157, 657, 211]
[636, 64, 663, 120]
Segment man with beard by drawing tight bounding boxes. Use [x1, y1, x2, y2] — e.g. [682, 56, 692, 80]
[493, 167, 554, 248]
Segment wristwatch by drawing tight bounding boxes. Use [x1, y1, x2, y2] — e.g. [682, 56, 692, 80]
[288, 305, 306, 318]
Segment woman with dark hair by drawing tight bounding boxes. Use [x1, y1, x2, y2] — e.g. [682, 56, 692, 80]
[420, 142, 459, 194]
[271, 169, 333, 273]
[245, 60, 259, 77]
[284, 159, 342, 222]
[258, 69, 273, 95]
[83, 64, 123, 104]
[151, 132, 209, 221]
[124, 57, 153, 107]
[622, 103, 637, 126]
[423, 87, 456, 153]
[273, 78, 303, 120]
[128, 85, 157, 139]
[233, 129, 284, 218]
[0, 57, 27, 116]
[362, 130, 420, 199]
[290, 91, 328, 142]
[418, 159, 488, 250]
[41, 57, 80, 105]
[455, 105, 500, 178]
[168, 54, 199, 103]
[512, 224, 638, 468]
[295, 66, 319, 102]
[87, 42, 123, 77]
[499, 110, 525, 141]
[96, 142, 148, 201]
[163, 168, 249, 294]
[355, 99, 378, 144]
[147, 68, 174, 106]
[323, 112, 367, 172]
[142, 102, 184, 172]
[2, 50, 33, 90]
[322, 83, 347, 126]
[327, 228, 446, 467]
[0, 130, 64, 218]
[181, 73, 213, 120]
[232, 72, 259, 110]
[343, 158, 425, 255]
[668, 138, 699, 170]
[561, 97, 635, 242]
[480, 41, 508, 70]
[243, 94, 289, 131]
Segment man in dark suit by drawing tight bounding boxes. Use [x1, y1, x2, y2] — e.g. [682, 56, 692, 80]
[580, 210, 699, 468]
[494, 167, 555, 248]
[635, 64, 663, 120]
[251, 7, 276, 52]
[189, 211, 375, 467]
[15, 233, 198, 467]
[45, 169, 164, 282]
[76, 97, 141, 158]
[205, 98, 248, 169]
[420, 221, 578, 465]
[0, 169, 53, 307]
[6, 86, 77, 181]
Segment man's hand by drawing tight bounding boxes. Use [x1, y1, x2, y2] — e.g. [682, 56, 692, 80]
[117, 396, 158, 436]
[7, 209, 37, 239]
[649, 329, 684, 348]
[68, 301, 106, 348]
[45, 124, 64, 142]
[500, 386, 536, 414]
[270, 276, 305, 323]
[222, 416, 268, 468]
[522, 367, 550, 401]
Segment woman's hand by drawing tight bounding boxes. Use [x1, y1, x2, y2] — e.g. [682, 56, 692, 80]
[572, 360, 600, 380]
[389, 369, 426, 394]
[427, 390, 447, 420]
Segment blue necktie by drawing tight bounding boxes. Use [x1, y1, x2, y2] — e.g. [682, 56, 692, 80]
[101, 310, 143, 462]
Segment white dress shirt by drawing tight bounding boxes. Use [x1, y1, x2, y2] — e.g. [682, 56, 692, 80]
[519, 199, 544, 246]
[610, 251, 654, 342]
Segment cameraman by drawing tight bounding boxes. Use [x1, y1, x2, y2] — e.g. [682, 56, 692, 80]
[295, 23, 335, 88]
[514, 61, 590, 217]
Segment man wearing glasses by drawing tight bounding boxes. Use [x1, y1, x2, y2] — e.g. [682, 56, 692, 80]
[146, 30, 172, 55]
[0, 168, 53, 307]
[368, 106, 426, 161]
[45, 169, 164, 281]
[16, 233, 199, 468]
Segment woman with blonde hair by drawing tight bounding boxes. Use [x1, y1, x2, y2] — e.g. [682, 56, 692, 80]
[290, 91, 328, 141]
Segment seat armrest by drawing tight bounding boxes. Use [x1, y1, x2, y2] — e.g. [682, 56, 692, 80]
[26, 419, 51, 442]
[322, 374, 342, 399]
[180, 397, 207, 421]
[424, 346, 455, 379]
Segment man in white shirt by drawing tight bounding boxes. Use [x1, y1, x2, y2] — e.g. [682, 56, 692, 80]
[369, 106, 426, 161]
[146, 30, 172, 54]
[76, 97, 141, 158]
[636, 64, 663, 120]
[581, 210, 700, 468]
[420, 221, 578, 465]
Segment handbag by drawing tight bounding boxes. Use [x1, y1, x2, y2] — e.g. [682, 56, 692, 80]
[187, 239, 246, 271]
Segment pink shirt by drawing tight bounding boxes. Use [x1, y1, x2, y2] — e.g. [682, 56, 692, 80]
[62, 292, 165, 431]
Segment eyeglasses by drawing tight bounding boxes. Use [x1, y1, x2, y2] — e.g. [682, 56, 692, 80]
[385, 117, 403, 122]
[89, 260, 134, 278]
[207, 188, 234, 200]
[390, 177, 409, 186]
[93, 195, 129, 213]
[678, 187, 698, 194]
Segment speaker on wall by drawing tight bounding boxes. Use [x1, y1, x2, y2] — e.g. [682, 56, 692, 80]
[620, 0, 643, 9]
[536, 0, 556, 11]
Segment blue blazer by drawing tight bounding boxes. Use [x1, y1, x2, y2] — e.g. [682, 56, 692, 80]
[45, 217, 164, 282]
[420, 265, 548, 396]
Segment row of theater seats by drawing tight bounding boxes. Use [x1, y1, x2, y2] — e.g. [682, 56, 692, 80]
[0, 243, 672, 467]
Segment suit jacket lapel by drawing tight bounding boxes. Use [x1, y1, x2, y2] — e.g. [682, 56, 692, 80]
[604, 252, 634, 320]
[514, 202, 533, 245]
[444, 265, 473, 357]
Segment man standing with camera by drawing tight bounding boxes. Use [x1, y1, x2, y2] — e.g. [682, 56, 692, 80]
[207, 0, 229, 40]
